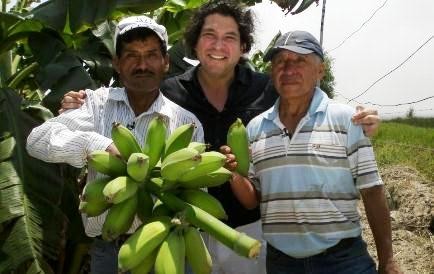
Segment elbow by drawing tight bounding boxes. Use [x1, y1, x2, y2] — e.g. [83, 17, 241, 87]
[26, 131, 38, 157]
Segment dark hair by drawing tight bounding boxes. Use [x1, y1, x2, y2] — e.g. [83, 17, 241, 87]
[184, 0, 255, 58]
[115, 28, 167, 57]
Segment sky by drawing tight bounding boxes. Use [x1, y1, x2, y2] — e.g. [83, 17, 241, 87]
[250, 0, 434, 118]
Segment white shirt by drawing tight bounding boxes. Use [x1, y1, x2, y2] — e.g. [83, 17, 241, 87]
[27, 87, 204, 236]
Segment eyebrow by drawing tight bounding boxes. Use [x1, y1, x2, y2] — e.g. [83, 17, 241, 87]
[201, 27, 239, 37]
[123, 48, 159, 54]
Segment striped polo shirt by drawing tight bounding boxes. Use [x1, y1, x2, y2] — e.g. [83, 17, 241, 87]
[247, 88, 382, 258]
[27, 87, 204, 237]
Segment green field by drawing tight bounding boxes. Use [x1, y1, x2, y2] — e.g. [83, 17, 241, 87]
[372, 117, 434, 182]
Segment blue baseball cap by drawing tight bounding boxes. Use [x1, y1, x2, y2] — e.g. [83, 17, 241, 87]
[263, 30, 324, 62]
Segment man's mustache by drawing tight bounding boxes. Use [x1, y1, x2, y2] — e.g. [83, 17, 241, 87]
[133, 69, 154, 76]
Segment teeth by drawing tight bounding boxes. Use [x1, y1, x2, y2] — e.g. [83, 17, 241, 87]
[210, 54, 225, 60]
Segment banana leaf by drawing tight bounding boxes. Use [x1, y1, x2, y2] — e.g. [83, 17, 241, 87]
[0, 88, 66, 273]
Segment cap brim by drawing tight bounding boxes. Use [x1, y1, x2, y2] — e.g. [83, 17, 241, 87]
[263, 46, 314, 62]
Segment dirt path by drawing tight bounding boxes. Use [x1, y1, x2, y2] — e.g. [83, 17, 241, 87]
[359, 165, 434, 274]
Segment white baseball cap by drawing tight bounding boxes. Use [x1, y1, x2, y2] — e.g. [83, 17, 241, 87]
[114, 15, 168, 50]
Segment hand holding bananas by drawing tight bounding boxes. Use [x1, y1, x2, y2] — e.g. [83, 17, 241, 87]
[221, 120, 259, 210]
[82, 117, 261, 273]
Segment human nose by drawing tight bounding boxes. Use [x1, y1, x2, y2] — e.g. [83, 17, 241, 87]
[282, 60, 297, 74]
[212, 37, 224, 49]
[135, 55, 150, 70]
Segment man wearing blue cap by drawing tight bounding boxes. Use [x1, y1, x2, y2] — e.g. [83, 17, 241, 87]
[223, 30, 402, 274]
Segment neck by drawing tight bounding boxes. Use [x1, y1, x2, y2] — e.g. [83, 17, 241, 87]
[126, 89, 159, 116]
[279, 92, 314, 133]
[197, 67, 234, 112]
[197, 67, 234, 91]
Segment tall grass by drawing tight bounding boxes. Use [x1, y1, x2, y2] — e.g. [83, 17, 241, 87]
[372, 117, 434, 182]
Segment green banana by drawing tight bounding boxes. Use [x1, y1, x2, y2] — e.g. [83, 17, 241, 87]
[127, 152, 150, 182]
[154, 229, 185, 274]
[152, 199, 174, 217]
[163, 123, 195, 160]
[161, 147, 201, 182]
[111, 122, 142, 160]
[184, 226, 212, 274]
[130, 248, 158, 274]
[102, 194, 137, 241]
[136, 185, 154, 223]
[187, 142, 208, 153]
[179, 189, 227, 220]
[81, 177, 111, 203]
[78, 200, 110, 217]
[179, 167, 232, 189]
[87, 150, 126, 177]
[143, 115, 167, 171]
[103, 176, 138, 204]
[118, 216, 172, 271]
[227, 118, 250, 176]
[149, 190, 261, 259]
[178, 151, 226, 183]
[79, 177, 111, 216]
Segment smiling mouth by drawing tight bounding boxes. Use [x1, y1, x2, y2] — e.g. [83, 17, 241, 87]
[209, 54, 226, 60]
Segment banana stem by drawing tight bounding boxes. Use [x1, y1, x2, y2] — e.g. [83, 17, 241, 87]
[146, 178, 261, 258]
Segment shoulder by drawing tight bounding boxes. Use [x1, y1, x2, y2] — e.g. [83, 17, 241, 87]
[161, 94, 200, 123]
[84, 86, 117, 100]
[161, 72, 192, 105]
[246, 108, 273, 137]
[325, 100, 356, 122]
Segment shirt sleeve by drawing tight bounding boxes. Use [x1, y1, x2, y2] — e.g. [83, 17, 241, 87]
[26, 92, 113, 168]
[346, 120, 383, 189]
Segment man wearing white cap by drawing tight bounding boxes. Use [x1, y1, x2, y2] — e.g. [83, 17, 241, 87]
[223, 30, 402, 274]
[26, 16, 204, 274]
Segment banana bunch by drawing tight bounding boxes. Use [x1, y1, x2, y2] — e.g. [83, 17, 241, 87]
[81, 116, 260, 273]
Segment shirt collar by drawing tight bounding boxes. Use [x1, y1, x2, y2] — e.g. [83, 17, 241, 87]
[264, 87, 329, 121]
[107, 87, 172, 119]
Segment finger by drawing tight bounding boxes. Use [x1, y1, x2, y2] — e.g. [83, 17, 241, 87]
[78, 90, 87, 99]
[225, 154, 236, 163]
[353, 107, 378, 119]
[62, 102, 84, 110]
[219, 145, 231, 154]
[64, 90, 86, 99]
[62, 95, 85, 104]
[358, 115, 380, 125]
[225, 161, 238, 172]
[355, 105, 364, 112]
